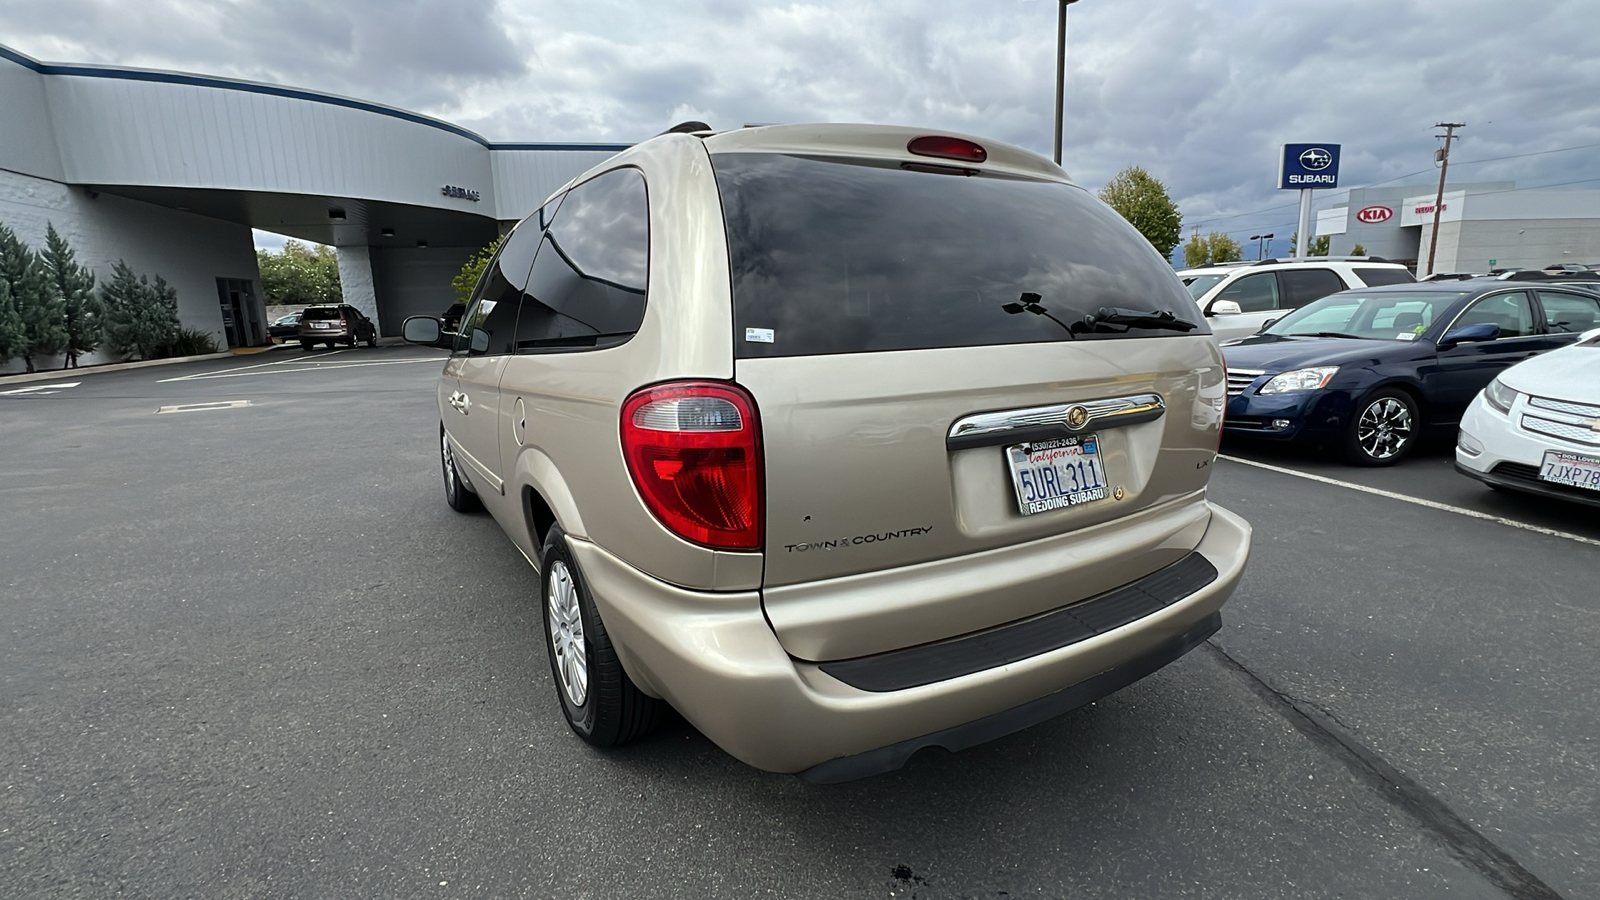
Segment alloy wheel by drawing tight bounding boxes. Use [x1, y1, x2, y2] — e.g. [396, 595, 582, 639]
[1356, 397, 1413, 460]
[547, 561, 589, 707]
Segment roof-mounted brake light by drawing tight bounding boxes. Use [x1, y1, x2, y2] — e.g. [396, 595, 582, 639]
[907, 135, 987, 164]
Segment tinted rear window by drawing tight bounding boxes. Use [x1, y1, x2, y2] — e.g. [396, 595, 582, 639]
[712, 153, 1205, 358]
[1353, 267, 1415, 286]
[302, 308, 343, 320]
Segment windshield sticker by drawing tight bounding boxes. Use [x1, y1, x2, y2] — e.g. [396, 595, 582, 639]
[745, 327, 775, 343]
[1397, 332, 1417, 341]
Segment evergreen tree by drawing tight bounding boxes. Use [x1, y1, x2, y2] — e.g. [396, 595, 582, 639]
[0, 277, 23, 367]
[1098, 166, 1184, 261]
[100, 260, 181, 360]
[0, 223, 67, 373]
[42, 223, 100, 368]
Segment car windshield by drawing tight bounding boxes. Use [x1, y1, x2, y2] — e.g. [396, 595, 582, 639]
[1181, 274, 1226, 300]
[1262, 291, 1466, 340]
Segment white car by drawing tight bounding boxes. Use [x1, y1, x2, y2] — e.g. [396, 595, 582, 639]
[1179, 258, 1414, 344]
[1456, 327, 1600, 507]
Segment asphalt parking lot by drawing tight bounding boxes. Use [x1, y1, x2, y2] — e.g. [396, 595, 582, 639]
[3, 347, 1597, 899]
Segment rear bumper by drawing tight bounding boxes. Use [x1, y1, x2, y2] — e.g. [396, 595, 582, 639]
[572, 502, 1251, 778]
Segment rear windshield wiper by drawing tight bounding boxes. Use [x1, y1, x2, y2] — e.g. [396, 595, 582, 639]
[1081, 307, 1198, 333]
[1290, 331, 1364, 339]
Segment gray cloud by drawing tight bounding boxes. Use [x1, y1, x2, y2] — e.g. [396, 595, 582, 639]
[3, 0, 1598, 244]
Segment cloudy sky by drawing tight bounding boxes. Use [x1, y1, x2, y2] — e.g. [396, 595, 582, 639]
[4, 0, 1599, 257]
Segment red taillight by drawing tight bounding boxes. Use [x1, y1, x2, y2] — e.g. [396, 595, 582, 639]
[339, 319, 348, 328]
[907, 135, 987, 163]
[620, 382, 763, 551]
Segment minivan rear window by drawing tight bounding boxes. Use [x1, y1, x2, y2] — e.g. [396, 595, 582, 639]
[711, 153, 1205, 358]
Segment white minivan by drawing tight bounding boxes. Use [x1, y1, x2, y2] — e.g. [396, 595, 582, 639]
[1180, 257, 1414, 343]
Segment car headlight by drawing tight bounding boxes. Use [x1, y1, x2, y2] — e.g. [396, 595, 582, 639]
[1258, 366, 1340, 394]
[1483, 378, 1519, 414]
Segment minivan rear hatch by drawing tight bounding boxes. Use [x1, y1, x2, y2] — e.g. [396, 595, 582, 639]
[709, 145, 1222, 659]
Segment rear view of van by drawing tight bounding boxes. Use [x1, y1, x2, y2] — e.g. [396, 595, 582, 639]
[408, 123, 1252, 781]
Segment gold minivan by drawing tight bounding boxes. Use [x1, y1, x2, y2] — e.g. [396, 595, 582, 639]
[403, 124, 1251, 782]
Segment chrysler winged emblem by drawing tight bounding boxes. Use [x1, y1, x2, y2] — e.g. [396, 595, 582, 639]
[1065, 405, 1090, 430]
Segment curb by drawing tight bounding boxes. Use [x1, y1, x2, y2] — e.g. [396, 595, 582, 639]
[0, 346, 283, 386]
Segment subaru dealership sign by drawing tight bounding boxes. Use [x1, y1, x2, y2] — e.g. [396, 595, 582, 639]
[1280, 143, 1341, 189]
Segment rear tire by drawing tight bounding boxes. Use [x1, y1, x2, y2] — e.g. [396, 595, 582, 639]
[440, 424, 482, 513]
[540, 525, 663, 747]
[300, 342, 314, 351]
[1342, 388, 1419, 467]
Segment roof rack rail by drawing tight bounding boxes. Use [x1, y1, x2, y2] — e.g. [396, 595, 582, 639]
[1248, 255, 1392, 266]
[1500, 269, 1600, 282]
[1421, 272, 1480, 281]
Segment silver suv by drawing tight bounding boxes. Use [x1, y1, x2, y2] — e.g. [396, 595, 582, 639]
[404, 124, 1252, 781]
[1180, 257, 1415, 344]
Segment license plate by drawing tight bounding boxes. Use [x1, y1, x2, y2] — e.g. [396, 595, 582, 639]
[1006, 434, 1108, 515]
[1539, 450, 1600, 493]
[312, 322, 331, 329]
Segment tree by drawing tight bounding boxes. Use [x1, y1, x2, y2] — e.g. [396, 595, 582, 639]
[1287, 231, 1331, 257]
[257, 239, 342, 307]
[100, 260, 181, 360]
[0, 277, 23, 368]
[0, 223, 67, 373]
[452, 235, 505, 304]
[1183, 231, 1244, 268]
[1351, 243, 1367, 256]
[42, 223, 99, 368]
[1098, 166, 1183, 260]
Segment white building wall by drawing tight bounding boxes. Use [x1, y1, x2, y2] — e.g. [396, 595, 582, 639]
[336, 245, 379, 328]
[369, 245, 475, 335]
[0, 52, 65, 181]
[0, 168, 259, 373]
[490, 148, 623, 222]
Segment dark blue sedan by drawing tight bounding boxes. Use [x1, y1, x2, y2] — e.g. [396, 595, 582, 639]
[1221, 278, 1600, 465]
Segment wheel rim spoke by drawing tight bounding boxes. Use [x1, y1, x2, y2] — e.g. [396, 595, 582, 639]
[547, 561, 588, 707]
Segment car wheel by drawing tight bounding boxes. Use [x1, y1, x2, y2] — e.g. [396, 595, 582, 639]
[300, 342, 314, 351]
[1343, 388, 1419, 467]
[540, 525, 664, 747]
[440, 424, 482, 513]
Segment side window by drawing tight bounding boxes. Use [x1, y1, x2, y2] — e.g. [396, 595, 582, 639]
[1278, 269, 1346, 309]
[1354, 266, 1415, 287]
[456, 225, 542, 356]
[1215, 273, 1280, 313]
[1536, 291, 1600, 334]
[512, 167, 649, 352]
[1452, 291, 1535, 339]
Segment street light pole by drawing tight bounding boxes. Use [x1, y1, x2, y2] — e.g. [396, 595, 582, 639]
[1053, 0, 1081, 165]
[1425, 122, 1464, 277]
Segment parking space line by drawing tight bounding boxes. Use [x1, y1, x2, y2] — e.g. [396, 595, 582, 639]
[158, 352, 440, 382]
[1219, 454, 1600, 548]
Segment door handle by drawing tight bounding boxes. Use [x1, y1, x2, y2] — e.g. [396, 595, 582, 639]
[449, 390, 471, 414]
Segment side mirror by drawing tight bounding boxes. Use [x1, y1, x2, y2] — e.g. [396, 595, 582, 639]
[1208, 299, 1243, 316]
[402, 315, 446, 347]
[1260, 317, 1279, 330]
[1438, 322, 1499, 348]
[1578, 326, 1600, 344]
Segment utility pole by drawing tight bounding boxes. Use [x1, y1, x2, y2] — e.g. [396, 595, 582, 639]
[1052, 0, 1081, 165]
[1425, 122, 1464, 277]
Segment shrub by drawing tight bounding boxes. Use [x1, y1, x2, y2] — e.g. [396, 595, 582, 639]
[162, 327, 221, 357]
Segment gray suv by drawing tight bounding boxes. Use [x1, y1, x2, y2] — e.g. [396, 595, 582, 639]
[404, 124, 1252, 781]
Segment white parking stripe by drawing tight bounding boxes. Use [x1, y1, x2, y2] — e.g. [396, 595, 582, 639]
[1219, 455, 1600, 548]
[165, 358, 442, 381]
[1, 382, 81, 394]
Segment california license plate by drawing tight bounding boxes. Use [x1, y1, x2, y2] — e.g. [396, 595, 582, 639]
[312, 322, 331, 329]
[1006, 434, 1108, 515]
[1539, 449, 1600, 493]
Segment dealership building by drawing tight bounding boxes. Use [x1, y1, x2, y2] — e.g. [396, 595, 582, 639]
[1315, 181, 1600, 274]
[0, 43, 627, 370]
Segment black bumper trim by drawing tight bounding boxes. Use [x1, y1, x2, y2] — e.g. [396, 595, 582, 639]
[818, 552, 1218, 693]
[1456, 461, 1600, 509]
[799, 611, 1222, 784]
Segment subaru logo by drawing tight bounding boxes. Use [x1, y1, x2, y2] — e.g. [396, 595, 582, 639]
[1299, 147, 1333, 170]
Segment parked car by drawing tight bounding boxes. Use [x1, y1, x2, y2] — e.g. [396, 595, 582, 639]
[1456, 326, 1600, 507]
[268, 311, 302, 341]
[402, 123, 1252, 780]
[297, 304, 377, 349]
[440, 302, 466, 334]
[1221, 278, 1600, 465]
[1179, 257, 1415, 344]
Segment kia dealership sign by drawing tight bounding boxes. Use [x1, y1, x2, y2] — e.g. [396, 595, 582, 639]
[1355, 205, 1393, 224]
